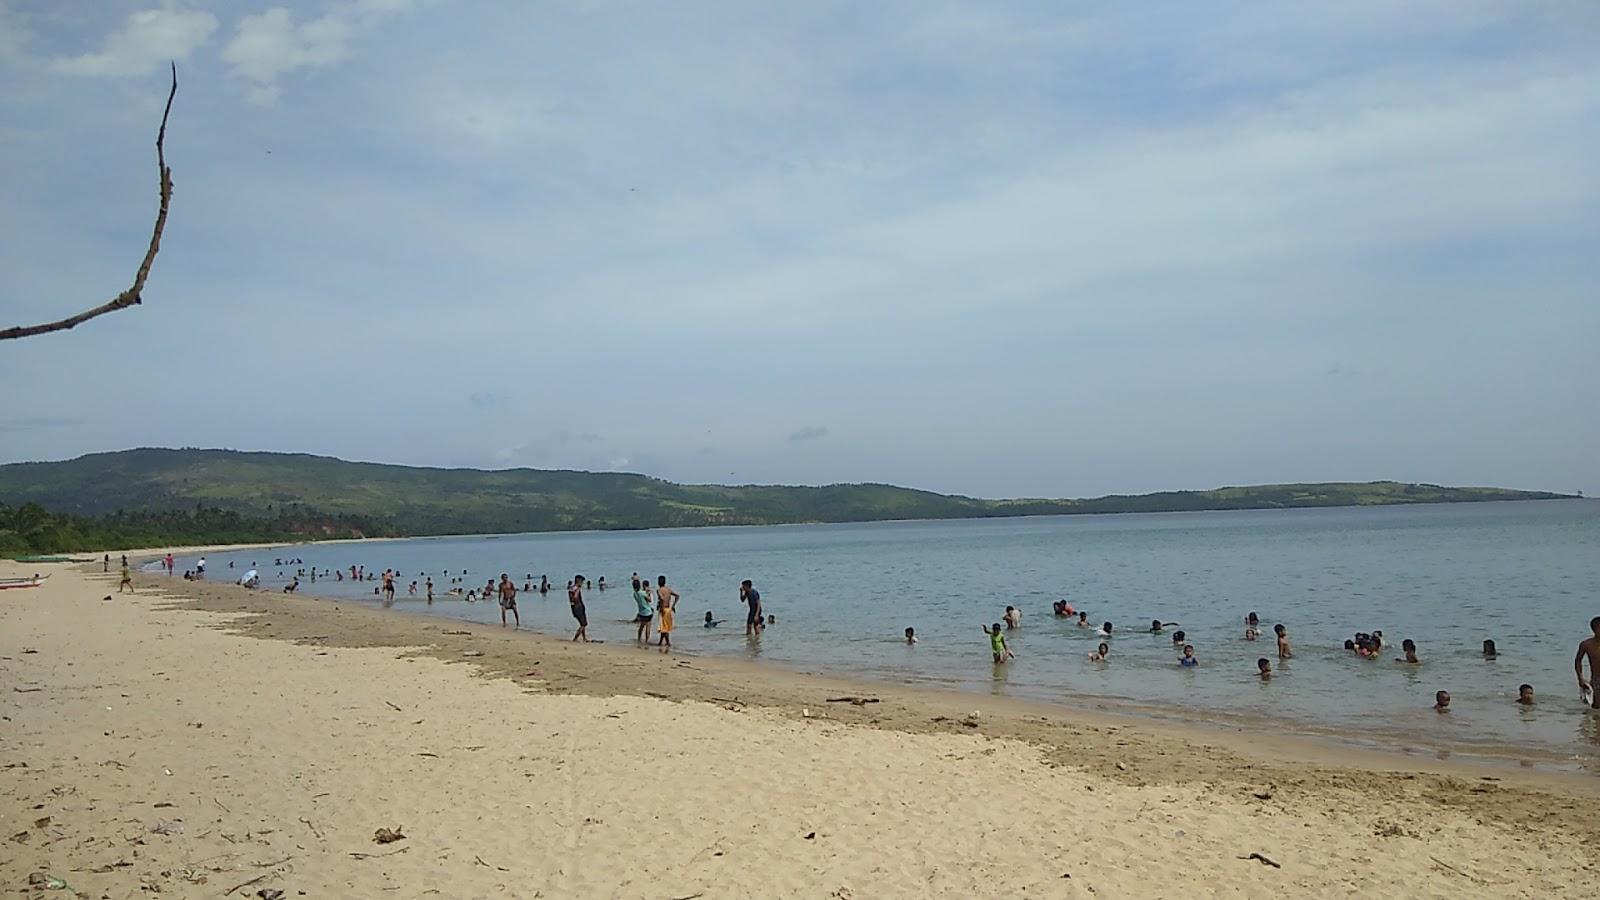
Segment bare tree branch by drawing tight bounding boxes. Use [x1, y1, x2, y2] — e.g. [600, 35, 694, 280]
[1, 62, 177, 342]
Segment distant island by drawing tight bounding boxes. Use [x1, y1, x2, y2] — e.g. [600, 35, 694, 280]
[0, 448, 1577, 555]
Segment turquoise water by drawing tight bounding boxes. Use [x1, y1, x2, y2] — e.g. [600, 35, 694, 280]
[184, 500, 1600, 765]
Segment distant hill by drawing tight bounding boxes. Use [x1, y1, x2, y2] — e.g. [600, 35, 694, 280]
[0, 449, 1576, 548]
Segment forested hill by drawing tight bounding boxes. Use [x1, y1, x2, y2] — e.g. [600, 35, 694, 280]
[0, 448, 1576, 553]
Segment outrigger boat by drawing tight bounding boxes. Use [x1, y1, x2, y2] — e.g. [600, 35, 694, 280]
[0, 573, 48, 590]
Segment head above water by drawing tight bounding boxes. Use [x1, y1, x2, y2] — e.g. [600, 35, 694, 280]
[1435, 690, 1451, 707]
[1172, 630, 1185, 643]
[1078, 612, 1087, 622]
[1257, 657, 1271, 671]
[1247, 612, 1259, 624]
[1182, 644, 1195, 655]
[1097, 642, 1109, 654]
[1274, 624, 1286, 636]
[992, 622, 1003, 633]
[1483, 639, 1497, 655]
[741, 579, 753, 588]
[905, 627, 915, 637]
[1402, 639, 1416, 652]
[1102, 622, 1113, 633]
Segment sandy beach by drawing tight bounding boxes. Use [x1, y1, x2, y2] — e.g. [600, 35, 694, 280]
[2, 560, 1597, 898]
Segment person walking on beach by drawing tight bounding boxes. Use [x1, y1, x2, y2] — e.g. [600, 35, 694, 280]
[118, 561, 134, 593]
[568, 574, 590, 642]
[164, 552, 174, 575]
[498, 573, 519, 628]
[740, 579, 762, 636]
[1574, 617, 1600, 707]
[103, 554, 109, 573]
[632, 581, 654, 644]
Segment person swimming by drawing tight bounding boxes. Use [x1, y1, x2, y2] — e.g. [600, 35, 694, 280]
[704, 611, 723, 628]
[1088, 642, 1109, 662]
[1097, 621, 1114, 638]
[1077, 611, 1089, 628]
[1257, 657, 1272, 679]
[1517, 683, 1534, 706]
[1151, 619, 1179, 633]
[1170, 629, 1186, 646]
[1434, 690, 1451, 712]
[905, 626, 918, 645]
[1483, 639, 1498, 659]
[1398, 639, 1420, 664]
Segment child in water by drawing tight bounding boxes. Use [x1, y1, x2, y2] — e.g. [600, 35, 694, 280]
[1275, 624, 1293, 660]
[1257, 658, 1272, 679]
[982, 623, 1015, 663]
[1179, 644, 1199, 667]
[704, 611, 723, 628]
[1088, 642, 1109, 662]
[905, 627, 918, 645]
[1483, 639, 1498, 659]
[1397, 639, 1420, 664]
[1434, 690, 1451, 712]
[1517, 683, 1535, 705]
[1077, 611, 1090, 628]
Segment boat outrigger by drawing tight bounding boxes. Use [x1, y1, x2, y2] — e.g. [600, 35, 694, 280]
[0, 573, 48, 590]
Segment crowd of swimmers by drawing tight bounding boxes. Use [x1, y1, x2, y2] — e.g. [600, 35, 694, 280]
[950, 599, 1594, 713]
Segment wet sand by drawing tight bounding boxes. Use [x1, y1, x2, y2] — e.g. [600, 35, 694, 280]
[2, 559, 1596, 897]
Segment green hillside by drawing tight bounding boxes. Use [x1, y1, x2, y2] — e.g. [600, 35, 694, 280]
[0, 448, 1576, 554]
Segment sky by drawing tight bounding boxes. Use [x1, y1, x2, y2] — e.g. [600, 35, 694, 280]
[1, 1, 1596, 499]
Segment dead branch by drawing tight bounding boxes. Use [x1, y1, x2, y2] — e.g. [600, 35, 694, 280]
[0, 62, 176, 341]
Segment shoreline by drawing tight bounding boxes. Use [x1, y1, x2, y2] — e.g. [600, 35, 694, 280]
[4, 561, 1596, 896]
[125, 564, 1600, 797]
[88, 547, 1600, 776]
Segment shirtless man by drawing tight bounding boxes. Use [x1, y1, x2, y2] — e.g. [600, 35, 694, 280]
[1574, 616, 1600, 708]
[498, 573, 519, 628]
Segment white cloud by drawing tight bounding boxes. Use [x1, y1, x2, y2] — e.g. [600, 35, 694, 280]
[52, 8, 217, 77]
[222, 2, 413, 104]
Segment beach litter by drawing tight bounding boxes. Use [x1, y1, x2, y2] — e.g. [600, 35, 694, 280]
[1239, 852, 1281, 868]
[256, 890, 285, 900]
[373, 825, 406, 844]
[26, 872, 68, 890]
[825, 696, 880, 706]
[150, 819, 184, 835]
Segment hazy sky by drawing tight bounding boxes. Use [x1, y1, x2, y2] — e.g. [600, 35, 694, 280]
[2, 1, 1596, 498]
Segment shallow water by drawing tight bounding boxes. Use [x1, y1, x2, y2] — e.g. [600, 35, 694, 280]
[183, 499, 1600, 765]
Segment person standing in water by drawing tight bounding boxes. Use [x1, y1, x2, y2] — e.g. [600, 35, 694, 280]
[982, 623, 1015, 663]
[656, 575, 679, 652]
[740, 579, 762, 636]
[568, 574, 589, 642]
[425, 577, 434, 605]
[1575, 617, 1600, 707]
[633, 580, 655, 644]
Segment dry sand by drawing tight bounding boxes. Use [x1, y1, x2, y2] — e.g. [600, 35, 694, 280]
[3, 560, 1598, 898]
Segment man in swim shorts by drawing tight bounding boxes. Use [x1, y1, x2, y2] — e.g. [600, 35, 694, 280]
[498, 573, 519, 628]
[740, 579, 762, 635]
[1575, 616, 1600, 708]
[569, 574, 589, 642]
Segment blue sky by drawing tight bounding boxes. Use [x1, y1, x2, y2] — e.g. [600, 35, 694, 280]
[1, 1, 1596, 498]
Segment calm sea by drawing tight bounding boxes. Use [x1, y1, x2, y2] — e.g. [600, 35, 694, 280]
[179, 500, 1600, 767]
